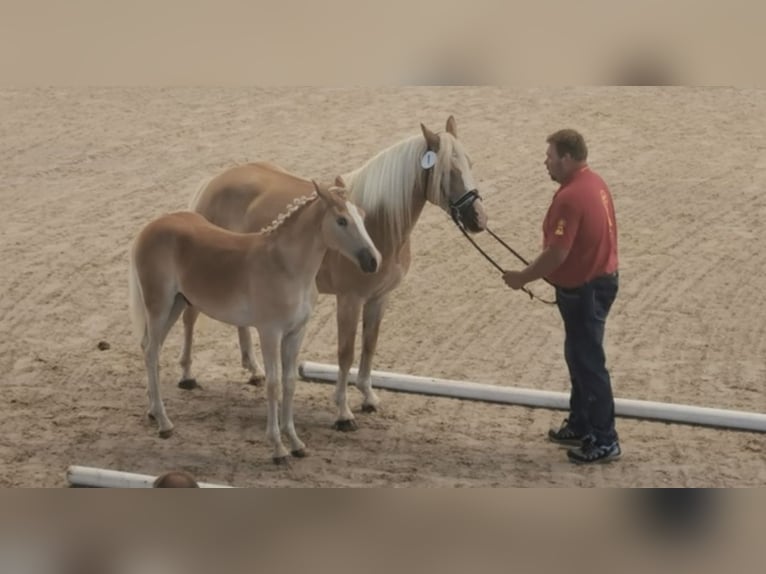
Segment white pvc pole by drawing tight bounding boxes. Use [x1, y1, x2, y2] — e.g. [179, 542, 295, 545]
[66, 465, 234, 488]
[299, 361, 766, 433]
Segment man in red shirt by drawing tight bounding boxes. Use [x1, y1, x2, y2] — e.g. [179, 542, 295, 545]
[503, 129, 620, 464]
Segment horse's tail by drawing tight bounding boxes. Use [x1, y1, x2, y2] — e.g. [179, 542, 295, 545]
[187, 176, 211, 212]
[128, 245, 147, 347]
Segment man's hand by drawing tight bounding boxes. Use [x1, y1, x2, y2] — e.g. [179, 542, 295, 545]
[503, 270, 527, 290]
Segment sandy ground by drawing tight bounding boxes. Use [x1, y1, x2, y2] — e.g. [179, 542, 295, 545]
[0, 87, 764, 487]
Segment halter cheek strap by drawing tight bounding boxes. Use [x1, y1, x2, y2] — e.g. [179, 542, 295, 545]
[422, 158, 432, 201]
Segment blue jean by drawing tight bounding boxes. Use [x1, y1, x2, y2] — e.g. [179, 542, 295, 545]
[555, 271, 619, 445]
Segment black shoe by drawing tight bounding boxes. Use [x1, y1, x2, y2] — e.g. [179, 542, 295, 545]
[567, 440, 621, 464]
[548, 419, 586, 447]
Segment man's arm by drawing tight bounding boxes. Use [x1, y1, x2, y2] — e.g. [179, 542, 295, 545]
[503, 245, 568, 289]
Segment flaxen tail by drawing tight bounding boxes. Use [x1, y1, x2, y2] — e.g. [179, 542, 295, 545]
[128, 244, 147, 347]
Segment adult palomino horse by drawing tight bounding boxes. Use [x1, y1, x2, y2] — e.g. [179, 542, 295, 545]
[182, 116, 487, 430]
[128, 181, 380, 463]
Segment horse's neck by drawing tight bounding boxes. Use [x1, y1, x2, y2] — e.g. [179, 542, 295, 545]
[259, 198, 328, 278]
[349, 166, 430, 258]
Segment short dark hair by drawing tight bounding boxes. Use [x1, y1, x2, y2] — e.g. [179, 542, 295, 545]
[153, 470, 200, 488]
[546, 129, 588, 162]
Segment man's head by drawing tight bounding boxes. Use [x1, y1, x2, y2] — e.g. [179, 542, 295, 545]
[153, 470, 200, 488]
[544, 129, 588, 184]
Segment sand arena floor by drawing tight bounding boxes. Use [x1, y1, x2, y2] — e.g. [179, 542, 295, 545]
[0, 87, 764, 486]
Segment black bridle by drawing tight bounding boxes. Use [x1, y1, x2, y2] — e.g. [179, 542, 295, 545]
[448, 189, 482, 227]
[448, 190, 556, 306]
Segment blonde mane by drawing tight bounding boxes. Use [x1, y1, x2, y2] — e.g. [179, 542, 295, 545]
[340, 131, 465, 245]
[256, 191, 319, 235]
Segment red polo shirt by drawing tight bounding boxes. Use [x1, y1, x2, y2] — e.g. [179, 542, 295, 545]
[543, 166, 618, 288]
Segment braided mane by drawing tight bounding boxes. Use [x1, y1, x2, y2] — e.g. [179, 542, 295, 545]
[256, 191, 319, 235]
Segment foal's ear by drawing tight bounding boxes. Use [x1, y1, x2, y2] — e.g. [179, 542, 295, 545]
[312, 179, 330, 203]
[446, 115, 458, 138]
[420, 122, 440, 151]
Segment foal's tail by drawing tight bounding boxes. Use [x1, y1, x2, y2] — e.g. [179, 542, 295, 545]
[128, 246, 147, 347]
[187, 176, 211, 212]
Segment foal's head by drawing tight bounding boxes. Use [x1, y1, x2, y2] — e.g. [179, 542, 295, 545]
[313, 180, 381, 273]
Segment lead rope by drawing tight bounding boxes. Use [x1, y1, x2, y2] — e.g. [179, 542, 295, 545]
[452, 215, 556, 306]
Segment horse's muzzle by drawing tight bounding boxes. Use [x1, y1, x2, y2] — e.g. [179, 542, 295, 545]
[450, 190, 486, 233]
[357, 248, 379, 273]
[460, 208, 486, 233]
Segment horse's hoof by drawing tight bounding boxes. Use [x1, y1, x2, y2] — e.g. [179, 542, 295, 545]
[158, 429, 173, 439]
[178, 378, 198, 390]
[333, 419, 358, 432]
[361, 404, 378, 414]
[247, 375, 265, 386]
[291, 448, 307, 458]
[273, 455, 290, 466]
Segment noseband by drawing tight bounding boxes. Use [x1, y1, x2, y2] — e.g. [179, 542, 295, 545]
[449, 189, 481, 227]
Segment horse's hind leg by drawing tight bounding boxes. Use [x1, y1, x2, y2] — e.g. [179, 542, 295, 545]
[333, 294, 362, 431]
[162, 294, 187, 344]
[144, 296, 186, 438]
[357, 295, 388, 414]
[280, 324, 308, 458]
[179, 305, 200, 389]
[239, 327, 266, 386]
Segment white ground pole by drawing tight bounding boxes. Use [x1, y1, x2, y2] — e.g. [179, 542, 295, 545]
[298, 361, 766, 433]
[66, 465, 234, 488]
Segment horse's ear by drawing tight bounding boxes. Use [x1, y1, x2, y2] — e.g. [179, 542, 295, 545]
[446, 115, 458, 138]
[334, 175, 346, 187]
[420, 122, 440, 151]
[330, 185, 348, 200]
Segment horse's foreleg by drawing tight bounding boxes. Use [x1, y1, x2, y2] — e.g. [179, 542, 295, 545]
[258, 329, 289, 464]
[239, 327, 266, 386]
[333, 295, 362, 431]
[280, 324, 308, 458]
[178, 305, 200, 389]
[357, 295, 388, 413]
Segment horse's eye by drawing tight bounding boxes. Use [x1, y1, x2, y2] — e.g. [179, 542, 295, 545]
[337, 217, 348, 227]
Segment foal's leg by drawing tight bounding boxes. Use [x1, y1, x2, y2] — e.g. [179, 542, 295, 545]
[333, 294, 362, 431]
[145, 329, 173, 437]
[357, 295, 388, 413]
[239, 327, 266, 386]
[258, 329, 289, 463]
[178, 305, 199, 389]
[280, 325, 308, 457]
[145, 295, 186, 437]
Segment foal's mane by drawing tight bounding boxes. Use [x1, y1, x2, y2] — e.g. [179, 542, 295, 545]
[256, 192, 319, 235]
[339, 131, 464, 245]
